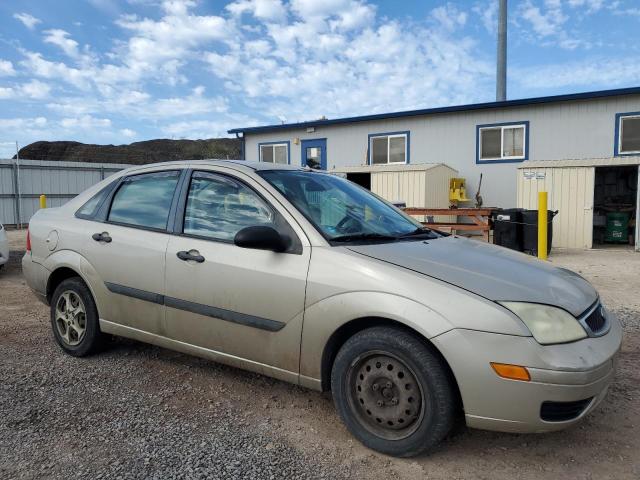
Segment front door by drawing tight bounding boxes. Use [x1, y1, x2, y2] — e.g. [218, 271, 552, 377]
[301, 138, 327, 170]
[163, 169, 311, 380]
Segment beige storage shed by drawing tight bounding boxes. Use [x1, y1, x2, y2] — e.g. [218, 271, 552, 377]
[331, 163, 458, 209]
[517, 158, 640, 251]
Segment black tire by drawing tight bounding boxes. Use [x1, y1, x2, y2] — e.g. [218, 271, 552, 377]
[50, 277, 106, 357]
[331, 326, 456, 457]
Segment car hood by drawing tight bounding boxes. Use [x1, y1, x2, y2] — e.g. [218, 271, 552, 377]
[347, 236, 597, 317]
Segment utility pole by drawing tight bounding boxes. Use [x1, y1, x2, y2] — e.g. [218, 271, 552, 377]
[496, 0, 507, 101]
[15, 141, 22, 229]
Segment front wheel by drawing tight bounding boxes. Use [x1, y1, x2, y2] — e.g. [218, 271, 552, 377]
[331, 327, 457, 457]
[50, 277, 106, 357]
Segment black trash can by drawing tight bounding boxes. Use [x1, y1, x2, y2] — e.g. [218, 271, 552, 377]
[522, 210, 557, 256]
[492, 208, 524, 251]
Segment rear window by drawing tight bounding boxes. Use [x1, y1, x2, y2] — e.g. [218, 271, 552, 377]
[108, 171, 179, 230]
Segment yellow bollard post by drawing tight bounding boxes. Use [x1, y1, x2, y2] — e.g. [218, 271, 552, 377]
[538, 191, 548, 260]
[39, 194, 47, 209]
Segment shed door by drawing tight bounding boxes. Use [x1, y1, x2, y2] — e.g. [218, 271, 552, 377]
[517, 167, 595, 249]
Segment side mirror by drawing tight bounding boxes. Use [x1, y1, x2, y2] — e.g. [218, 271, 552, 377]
[234, 225, 288, 253]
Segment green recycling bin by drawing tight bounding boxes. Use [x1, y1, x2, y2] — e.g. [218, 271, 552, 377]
[605, 212, 629, 243]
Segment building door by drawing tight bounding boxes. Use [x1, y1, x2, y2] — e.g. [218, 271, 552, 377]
[301, 138, 327, 170]
[517, 166, 595, 249]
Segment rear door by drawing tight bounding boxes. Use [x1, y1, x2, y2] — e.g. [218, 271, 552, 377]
[163, 169, 311, 379]
[79, 169, 183, 334]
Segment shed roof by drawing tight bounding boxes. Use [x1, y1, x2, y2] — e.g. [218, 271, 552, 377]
[518, 157, 640, 168]
[229, 86, 640, 135]
[331, 163, 457, 174]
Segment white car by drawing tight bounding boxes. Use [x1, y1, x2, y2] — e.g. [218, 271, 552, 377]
[0, 223, 8, 270]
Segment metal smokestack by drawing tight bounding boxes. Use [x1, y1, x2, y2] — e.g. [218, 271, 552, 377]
[496, 0, 507, 101]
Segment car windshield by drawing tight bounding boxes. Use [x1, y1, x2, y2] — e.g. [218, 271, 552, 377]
[258, 170, 431, 242]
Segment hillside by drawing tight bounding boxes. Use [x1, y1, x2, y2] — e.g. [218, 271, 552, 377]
[14, 138, 242, 164]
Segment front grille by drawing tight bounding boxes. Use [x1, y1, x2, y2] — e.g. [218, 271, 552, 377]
[584, 305, 607, 333]
[540, 398, 593, 422]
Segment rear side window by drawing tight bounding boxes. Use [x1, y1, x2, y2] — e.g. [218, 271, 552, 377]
[183, 171, 274, 241]
[108, 171, 179, 230]
[76, 185, 112, 219]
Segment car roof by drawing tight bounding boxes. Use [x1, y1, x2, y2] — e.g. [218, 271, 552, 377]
[121, 159, 307, 175]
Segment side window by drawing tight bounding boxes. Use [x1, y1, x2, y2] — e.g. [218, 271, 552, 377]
[183, 171, 274, 241]
[108, 171, 179, 229]
[76, 184, 112, 219]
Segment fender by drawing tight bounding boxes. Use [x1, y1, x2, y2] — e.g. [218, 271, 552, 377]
[42, 249, 108, 319]
[299, 291, 454, 389]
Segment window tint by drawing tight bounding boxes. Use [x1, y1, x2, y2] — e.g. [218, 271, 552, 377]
[108, 171, 179, 229]
[183, 172, 274, 241]
[620, 116, 640, 153]
[260, 170, 423, 240]
[76, 184, 111, 218]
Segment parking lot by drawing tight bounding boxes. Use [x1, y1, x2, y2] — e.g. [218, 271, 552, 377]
[1, 228, 639, 480]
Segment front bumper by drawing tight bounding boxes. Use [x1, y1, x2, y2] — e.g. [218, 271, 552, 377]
[432, 313, 623, 433]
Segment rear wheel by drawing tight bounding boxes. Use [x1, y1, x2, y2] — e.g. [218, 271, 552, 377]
[50, 277, 106, 357]
[331, 326, 456, 457]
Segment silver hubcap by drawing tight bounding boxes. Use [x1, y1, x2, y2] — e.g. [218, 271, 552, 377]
[348, 352, 425, 440]
[55, 291, 87, 346]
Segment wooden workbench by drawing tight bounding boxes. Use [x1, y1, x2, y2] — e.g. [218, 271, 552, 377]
[403, 207, 495, 242]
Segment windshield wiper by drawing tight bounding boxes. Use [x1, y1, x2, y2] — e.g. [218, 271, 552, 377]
[397, 227, 440, 239]
[331, 233, 399, 243]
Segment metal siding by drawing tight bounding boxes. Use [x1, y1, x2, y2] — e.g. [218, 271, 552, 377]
[245, 94, 640, 208]
[0, 159, 131, 225]
[517, 166, 594, 249]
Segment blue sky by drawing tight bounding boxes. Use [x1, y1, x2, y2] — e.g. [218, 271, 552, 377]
[1, 0, 639, 157]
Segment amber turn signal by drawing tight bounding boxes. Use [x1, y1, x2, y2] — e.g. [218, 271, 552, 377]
[490, 362, 531, 382]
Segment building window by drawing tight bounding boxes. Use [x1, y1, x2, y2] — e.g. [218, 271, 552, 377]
[259, 142, 289, 164]
[617, 114, 640, 155]
[369, 132, 409, 165]
[477, 123, 528, 163]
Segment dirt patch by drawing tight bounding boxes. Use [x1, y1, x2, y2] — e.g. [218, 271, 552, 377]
[1, 229, 639, 479]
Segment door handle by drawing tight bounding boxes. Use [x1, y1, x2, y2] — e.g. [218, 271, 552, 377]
[92, 232, 112, 243]
[177, 250, 205, 263]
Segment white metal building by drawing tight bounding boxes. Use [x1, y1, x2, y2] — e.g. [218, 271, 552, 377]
[229, 87, 640, 250]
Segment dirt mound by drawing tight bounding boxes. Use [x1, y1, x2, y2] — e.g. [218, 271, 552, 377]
[14, 138, 242, 164]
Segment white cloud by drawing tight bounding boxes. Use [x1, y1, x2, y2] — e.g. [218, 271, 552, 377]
[0, 87, 15, 99]
[120, 128, 137, 138]
[431, 3, 468, 32]
[20, 80, 52, 99]
[0, 60, 16, 76]
[567, 0, 605, 12]
[226, 0, 287, 22]
[60, 115, 112, 129]
[472, 0, 498, 34]
[43, 29, 81, 59]
[14, 13, 41, 30]
[517, 0, 597, 50]
[514, 56, 640, 90]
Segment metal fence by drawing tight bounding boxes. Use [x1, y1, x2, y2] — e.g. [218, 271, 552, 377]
[0, 159, 133, 226]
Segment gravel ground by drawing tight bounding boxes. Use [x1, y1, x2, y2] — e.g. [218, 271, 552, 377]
[1, 229, 639, 479]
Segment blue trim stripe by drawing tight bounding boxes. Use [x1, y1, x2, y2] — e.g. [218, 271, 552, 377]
[258, 140, 291, 164]
[229, 86, 640, 135]
[614, 111, 640, 157]
[476, 121, 529, 165]
[367, 131, 410, 165]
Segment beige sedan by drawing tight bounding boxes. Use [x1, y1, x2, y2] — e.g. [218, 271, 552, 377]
[23, 160, 621, 457]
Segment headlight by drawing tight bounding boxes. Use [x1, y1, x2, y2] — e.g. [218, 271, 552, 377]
[499, 302, 587, 345]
